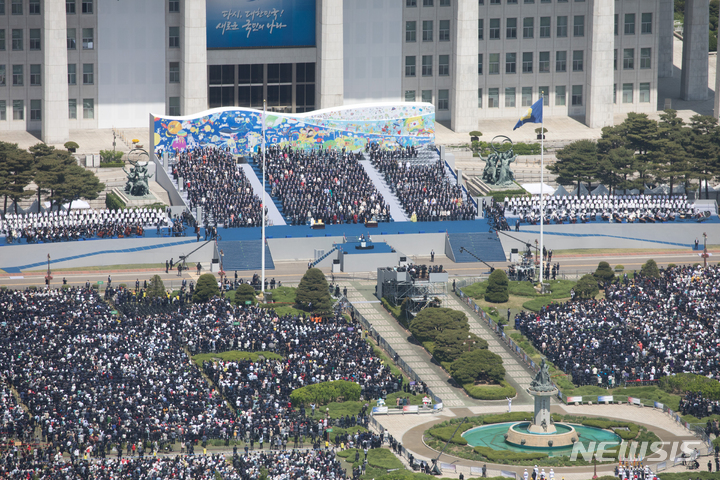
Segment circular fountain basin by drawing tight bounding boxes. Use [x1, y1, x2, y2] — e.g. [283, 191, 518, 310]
[506, 422, 576, 448]
[461, 422, 622, 457]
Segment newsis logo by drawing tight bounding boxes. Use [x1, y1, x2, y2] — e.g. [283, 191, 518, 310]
[569, 440, 704, 462]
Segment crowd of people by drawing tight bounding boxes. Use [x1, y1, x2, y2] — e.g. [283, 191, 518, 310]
[258, 145, 391, 226]
[372, 156, 476, 222]
[515, 264, 720, 387]
[680, 392, 720, 421]
[1, 208, 167, 244]
[233, 450, 347, 480]
[172, 146, 263, 228]
[507, 194, 702, 224]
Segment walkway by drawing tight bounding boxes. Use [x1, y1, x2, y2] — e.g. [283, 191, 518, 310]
[359, 161, 410, 222]
[239, 164, 286, 226]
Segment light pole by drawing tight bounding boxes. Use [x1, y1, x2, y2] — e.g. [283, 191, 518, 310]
[219, 250, 225, 285]
[45, 254, 52, 288]
[702, 232, 709, 268]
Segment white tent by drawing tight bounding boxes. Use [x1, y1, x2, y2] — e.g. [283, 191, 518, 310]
[43, 200, 92, 210]
[521, 183, 556, 196]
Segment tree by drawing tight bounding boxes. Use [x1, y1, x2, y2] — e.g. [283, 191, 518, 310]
[146, 275, 166, 298]
[52, 164, 105, 210]
[409, 307, 469, 343]
[449, 349, 505, 385]
[99, 149, 124, 164]
[593, 261, 615, 284]
[433, 330, 487, 363]
[0, 142, 35, 214]
[193, 273, 219, 303]
[234, 283, 257, 305]
[547, 140, 599, 198]
[295, 268, 332, 313]
[33, 150, 76, 213]
[640, 259, 660, 278]
[575, 274, 599, 299]
[484, 269, 509, 303]
[687, 115, 719, 199]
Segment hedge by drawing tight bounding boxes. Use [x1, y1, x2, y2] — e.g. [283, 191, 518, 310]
[580, 419, 639, 440]
[487, 189, 531, 203]
[105, 191, 126, 210]
[191, 350, 283, 368]
[464, 380, 516, 400]
[289, 380, 361, 406]
[427, 425, 471, 445]
[658, 373, 720, 400]
[473, 446, 548, 462]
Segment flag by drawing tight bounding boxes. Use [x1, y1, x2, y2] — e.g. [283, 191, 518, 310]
[513, 98, 543, 130]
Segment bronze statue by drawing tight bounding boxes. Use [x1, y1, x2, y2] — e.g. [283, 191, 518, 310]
[480, 136, 517, 187]
[529, 359, 555, 392]
[123, 163, 153, 197]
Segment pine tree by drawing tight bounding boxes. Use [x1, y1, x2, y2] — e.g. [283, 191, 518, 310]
[295, 268, 332, 313]
[687, 115, 719, 199]
[0, 142, 35, 214]
[146, 275, 166, 298]
[547, 140, 599, 198]
[484, 269, 509, 303]
[193, 273, 219, 303]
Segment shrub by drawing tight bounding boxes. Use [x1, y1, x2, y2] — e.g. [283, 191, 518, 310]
[105, 191, 126, 210]
[464, 380, 516, 400]
[64, 141, 79, 150]
[473, 446, 547, 462]
[614, 265, 625, 272]
[427, 425, 471, 445]
[485, 269, 509, 303]
[295, 268, 332, 313]
[469, 131, 483, 138]
[433, 330, 487, 363]
[575, 274, 599, 299]
[449, 348, 505, 385]
[409, 307, 469, 343]
[640, 259, 660, 278]
[593, 261, 615, 283]
[99, 149, 124, 163]
[289, 380, 361, 406]
[234, 283, 256, 305]
[193, 273, 219, 303]
[658, 373, 720, 399]
[146, 275, 166, 298]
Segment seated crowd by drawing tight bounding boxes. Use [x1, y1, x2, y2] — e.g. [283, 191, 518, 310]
[172, 146, 263, 227]
[515, 264, 720, 388]
[0, 288, 398, 478]
[680, 392, 720, 421]
[259, 145, 390, 225]
[507, 194, 699, 224]
[1, 208, 166, 244]
[372, 156, 476, 222]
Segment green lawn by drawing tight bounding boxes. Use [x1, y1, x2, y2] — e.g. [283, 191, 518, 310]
[191, 350, 283, 368]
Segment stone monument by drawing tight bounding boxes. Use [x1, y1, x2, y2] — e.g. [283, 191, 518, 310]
[480, 136, 518, 187]
[123, 162, 153, 197]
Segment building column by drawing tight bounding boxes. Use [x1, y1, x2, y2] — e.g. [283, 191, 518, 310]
[585, 0, 614, 128]
[681, 0, 709, 101]
[715, 49, 720, 118]
[315, 0, 344, 109]
[658, 0, 675, 78]
[181, 0, 208, 115]
[449, 0, 478, 132]
[42, 1, 69, 144]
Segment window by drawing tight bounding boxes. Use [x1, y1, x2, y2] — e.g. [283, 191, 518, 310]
[614, 49, 617, 70]
[82, 28, 93, 49]
[169, 26, 179, 48]
[438, 89, 449, 110]
[539, 52, 550, 73]
[405, 90, 416, 102]
[572, 50, 583, 72]
[405, 56, 416, 76]
[0, 30, 4, 50]
[68, 99, 77, 119]
[640, 48, 651, 69]
[489, 18, 500, 39]
[539, 87, 549, 106]
[523, 18, 533, 38]
[488, 88, 499, 107]
[406, 0, 416, 6]
[12, 65, 22, 85]
[0, 101, 5, 120]
[557, 16, 567, 37]
[439, 20, 450, 41]
[11, 0, 21, 15]
[82, 0, 92, 14]
[539, 17, 550, 38]
[68, 64, 76, 84]
[639, 83, 650, 103]
[83, 98, 94, 119]
[641, 13, 652, 34]
[421, 90, 432, 103]
[422, 55, 433, 76]
[622, 83, 633, 103]
[478, 19, 483, 39]
[571, 85, 582, 105]
[422, 21, 433, 41]
[438, 55, 449, 76]
[522, 52, 533, 73]
[29, 29, 40, 50]
[67, 29, 76, 49]
[573, 16, 584, 37]
[506, 52, 516, 73]
[489, 53, 499, 74]
[490, 0, 500, 4]
[478, 88, 482, 108]
[623, 48, 634, 69]
[505, 87, 516, 107]
[169, 0, 179, 12]
[169, 96, 180, 116]
[406, 21, 416, 42]
[83, 63, 94, 84]
[440, 0, 450, 5]
[555, 51, 566, 72]
[12, 29, 22, 51]
[30, 64, 40, 86]
[524, 0, 534, 3]
[506, 18, 517, 39]
[169, 62, 180, 83]
[613, 84, 616, 103]
[423, 0, 433, 5]
[30, 100, 41, 121]
[478, 54, 483, 74]
[0, 0, 4, 14]
[29, 0, 39, 14]
[624, 13, 635, 35]
[13, 100, 23, 120]
[0, 65, 4, 86]
[66, 0, 75, 13]
[614, 14, 618, 36]
[522, 87, 532, 107]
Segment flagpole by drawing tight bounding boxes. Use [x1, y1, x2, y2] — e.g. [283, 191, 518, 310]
[261, 100, 266, 294]
[539, 92, 544, 286]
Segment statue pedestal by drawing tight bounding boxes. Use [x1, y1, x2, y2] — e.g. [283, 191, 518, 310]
[112, 187, 162, 207]
[527, 388, 558, 433]
[466, 177, 526, 197]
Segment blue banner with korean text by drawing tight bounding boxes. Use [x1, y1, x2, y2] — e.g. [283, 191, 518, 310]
[207, 0, 316, 49]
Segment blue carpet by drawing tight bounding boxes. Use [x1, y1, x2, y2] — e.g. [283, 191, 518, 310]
[218, 240, 275, 271]
[340, 242, 394, 254]
[447, 232, 506, 263]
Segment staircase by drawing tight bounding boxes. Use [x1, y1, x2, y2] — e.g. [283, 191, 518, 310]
[217, 240, 275, 271]
[249, 161, 287, 223]
[239, 164, 286, 226]
[311, 245, 339, 268]
[447, 232, 506, 263]
[359, 161, 409, 222]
